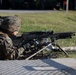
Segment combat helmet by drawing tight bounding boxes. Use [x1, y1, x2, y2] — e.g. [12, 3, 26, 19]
[0, 16, 21, 33]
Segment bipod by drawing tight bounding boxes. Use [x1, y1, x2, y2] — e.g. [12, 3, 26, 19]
[25, 43, 69, 60]
[45, 43, 69, 57]
[55, 43, 69, 57]
[25, 43, 52, 60]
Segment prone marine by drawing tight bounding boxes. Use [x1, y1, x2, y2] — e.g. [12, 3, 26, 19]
[0, 16, 21, 60]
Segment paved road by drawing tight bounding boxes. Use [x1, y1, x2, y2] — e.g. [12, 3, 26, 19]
[0, 58, 76, 75]
[0, 10, 61, 13]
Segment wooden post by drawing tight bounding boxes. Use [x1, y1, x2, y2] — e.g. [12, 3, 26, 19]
[66, 0, 69, 13]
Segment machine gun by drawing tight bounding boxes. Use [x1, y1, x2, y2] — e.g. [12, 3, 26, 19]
[15, 31, 76, 60]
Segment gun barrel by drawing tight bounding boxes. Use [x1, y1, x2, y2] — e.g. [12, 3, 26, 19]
[52, 32, 75, 40]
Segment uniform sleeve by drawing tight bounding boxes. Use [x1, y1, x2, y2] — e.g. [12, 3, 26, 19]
[0, 35, 18, 60]
[0, 36, 7, 59]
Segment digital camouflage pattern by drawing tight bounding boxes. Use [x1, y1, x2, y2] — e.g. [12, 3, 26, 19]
[0, 16, 21, 60]
[0, 16, 21, 32]
[0, 32, 17, 60]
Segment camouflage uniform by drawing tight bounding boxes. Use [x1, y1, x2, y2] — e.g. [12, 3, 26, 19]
[0, 16, 21, 60]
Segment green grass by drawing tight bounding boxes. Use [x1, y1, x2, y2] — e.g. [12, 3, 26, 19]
[44, 51, 76, 58]
[0, 11, 76, 47]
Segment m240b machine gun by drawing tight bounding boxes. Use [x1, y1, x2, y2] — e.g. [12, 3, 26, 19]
[15, 31, 76, 60]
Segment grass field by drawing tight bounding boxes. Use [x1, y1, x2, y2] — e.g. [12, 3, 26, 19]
[0, 11, 76, 47]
